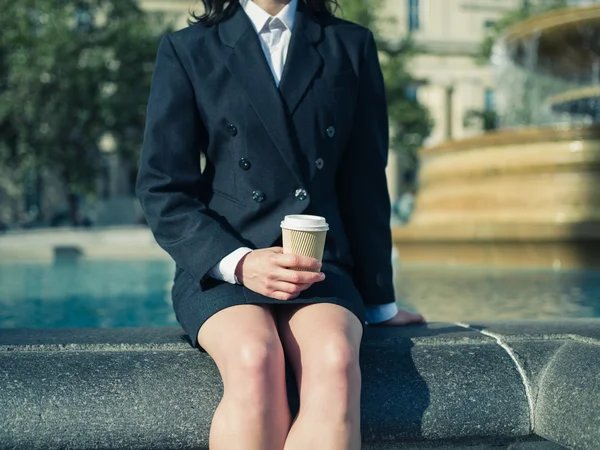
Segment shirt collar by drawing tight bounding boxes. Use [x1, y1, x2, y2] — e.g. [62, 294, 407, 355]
[240, 0, 298, 33]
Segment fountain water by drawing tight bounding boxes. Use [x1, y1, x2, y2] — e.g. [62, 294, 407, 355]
[393, 4, 600, 269]
[498, 2, 600, 126]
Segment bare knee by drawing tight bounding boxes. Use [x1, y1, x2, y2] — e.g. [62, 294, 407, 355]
[222, 333, 285, 402]
[309, 336, 360, 380]
[236, 334, 284, 377]
[298, 336, 361, 416]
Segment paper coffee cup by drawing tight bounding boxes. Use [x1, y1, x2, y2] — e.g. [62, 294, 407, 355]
[280, 215, 329, 272]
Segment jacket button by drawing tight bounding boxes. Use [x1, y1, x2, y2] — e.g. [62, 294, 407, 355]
[252, 190, 266, 203]
[239, 158, 251, 170]
[315, 158, 324, 170]
[294, 188, 308, 201]
[326, 126, 335, 138]
[227, 124, 238, 137]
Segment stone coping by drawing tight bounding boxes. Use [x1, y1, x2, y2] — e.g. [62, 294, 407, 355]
[547, 86, 600, 112]
[421, 125, 600, 156]
[1, 320, 599, 449]
[392, 222, 600, 242]
[504, 4, 600, 46]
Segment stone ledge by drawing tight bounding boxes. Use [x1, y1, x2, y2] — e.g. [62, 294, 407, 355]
[1, 321, 598, 449]
[458, 319, 600, 345]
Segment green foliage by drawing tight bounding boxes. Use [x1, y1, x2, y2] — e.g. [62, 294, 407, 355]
[338, 0, 432, 169]
[464, 109, 498, 131]
[0, 0, 169, 224]
[337, 0, 375, 27]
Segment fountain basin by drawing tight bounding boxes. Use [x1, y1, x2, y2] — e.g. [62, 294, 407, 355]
[548, 86, 600, 116]
[394, 126, 600, 268]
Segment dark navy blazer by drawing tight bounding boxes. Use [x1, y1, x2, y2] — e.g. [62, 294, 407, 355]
[136, 1, 395, 308]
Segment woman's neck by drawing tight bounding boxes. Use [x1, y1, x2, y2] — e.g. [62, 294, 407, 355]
[251, 0, 291, 16]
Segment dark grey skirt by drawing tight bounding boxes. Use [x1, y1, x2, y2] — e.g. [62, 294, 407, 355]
[171, 261, 366, 351]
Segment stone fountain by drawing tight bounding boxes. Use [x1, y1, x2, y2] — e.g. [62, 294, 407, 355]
[393, 4, 600, 269]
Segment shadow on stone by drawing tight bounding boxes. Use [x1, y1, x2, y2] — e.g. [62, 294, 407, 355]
[361, 337, 428, 442]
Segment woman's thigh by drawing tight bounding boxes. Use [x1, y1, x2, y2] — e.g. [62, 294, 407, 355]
[276, 303, 363, 387]
[197, 304, 284, 383]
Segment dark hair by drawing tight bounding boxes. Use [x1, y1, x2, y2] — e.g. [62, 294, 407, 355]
[189, 0, 340, 26]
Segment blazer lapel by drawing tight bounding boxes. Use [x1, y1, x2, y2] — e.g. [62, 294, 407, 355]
[278, 2, 323, 116]
[219, 5, 305, 186]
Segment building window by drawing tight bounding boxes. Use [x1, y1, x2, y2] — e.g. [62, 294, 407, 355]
[404, 85, 419, 102]
[445, 86, 454, 139]
[485, 89, 495, 111]
[484, 20, 496, 30]
[408, 0, 420, 31]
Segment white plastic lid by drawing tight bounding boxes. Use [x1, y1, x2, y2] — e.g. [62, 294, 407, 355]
[280, 215, 329, 232]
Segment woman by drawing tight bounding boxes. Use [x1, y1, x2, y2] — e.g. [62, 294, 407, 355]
[136, 0, 425, 448]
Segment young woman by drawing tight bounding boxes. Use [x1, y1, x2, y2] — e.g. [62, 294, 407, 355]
[136, 0, 426, 448]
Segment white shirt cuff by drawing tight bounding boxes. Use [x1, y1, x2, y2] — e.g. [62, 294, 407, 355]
[365, 302, 398, 324]
[208, 247, 253, 285]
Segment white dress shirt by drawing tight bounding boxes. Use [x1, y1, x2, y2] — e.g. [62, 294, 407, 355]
[208, 0, 398, 324]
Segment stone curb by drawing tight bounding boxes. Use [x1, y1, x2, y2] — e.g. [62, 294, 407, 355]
[1, 320, 598, 449]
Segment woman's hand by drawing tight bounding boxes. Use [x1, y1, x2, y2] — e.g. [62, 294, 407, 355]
[235, 247, 326, 301]
[375, 310, 426, 326]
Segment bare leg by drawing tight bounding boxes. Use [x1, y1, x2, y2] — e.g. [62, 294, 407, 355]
[197, 304, 291, 450]
[277, 303, 363, 450]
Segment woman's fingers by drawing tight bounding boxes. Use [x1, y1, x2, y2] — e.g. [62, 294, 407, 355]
[271, 268, 325, 285]
[273, 253, 322, 271]
[237, 247, 325, 300]
[269, 281, 312, 295]
[271, 291, 300, 301]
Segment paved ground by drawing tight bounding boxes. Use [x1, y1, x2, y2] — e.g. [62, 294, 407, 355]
[0, 226, 169, 261]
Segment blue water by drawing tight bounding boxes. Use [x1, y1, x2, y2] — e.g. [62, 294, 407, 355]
[0, 260, 177, 329]
[1, 260, 600, 329]
[395, 267, 600, 322]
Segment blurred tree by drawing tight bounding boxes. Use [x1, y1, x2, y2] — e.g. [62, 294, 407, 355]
[463, 109, 498, 131]
[0, 0, 168, 226]
[338, 0, 432, 173]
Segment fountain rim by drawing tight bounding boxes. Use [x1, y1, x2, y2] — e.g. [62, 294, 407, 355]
[503, 3, 600, 46]
[548, 86, 600, 103]
[547, 86, 600, 112]
[421, 125, 600, 156]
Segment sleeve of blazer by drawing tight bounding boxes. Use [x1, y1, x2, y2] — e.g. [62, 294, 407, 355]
[136, 35, 249, 288]
[336, 30, 396, 307]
